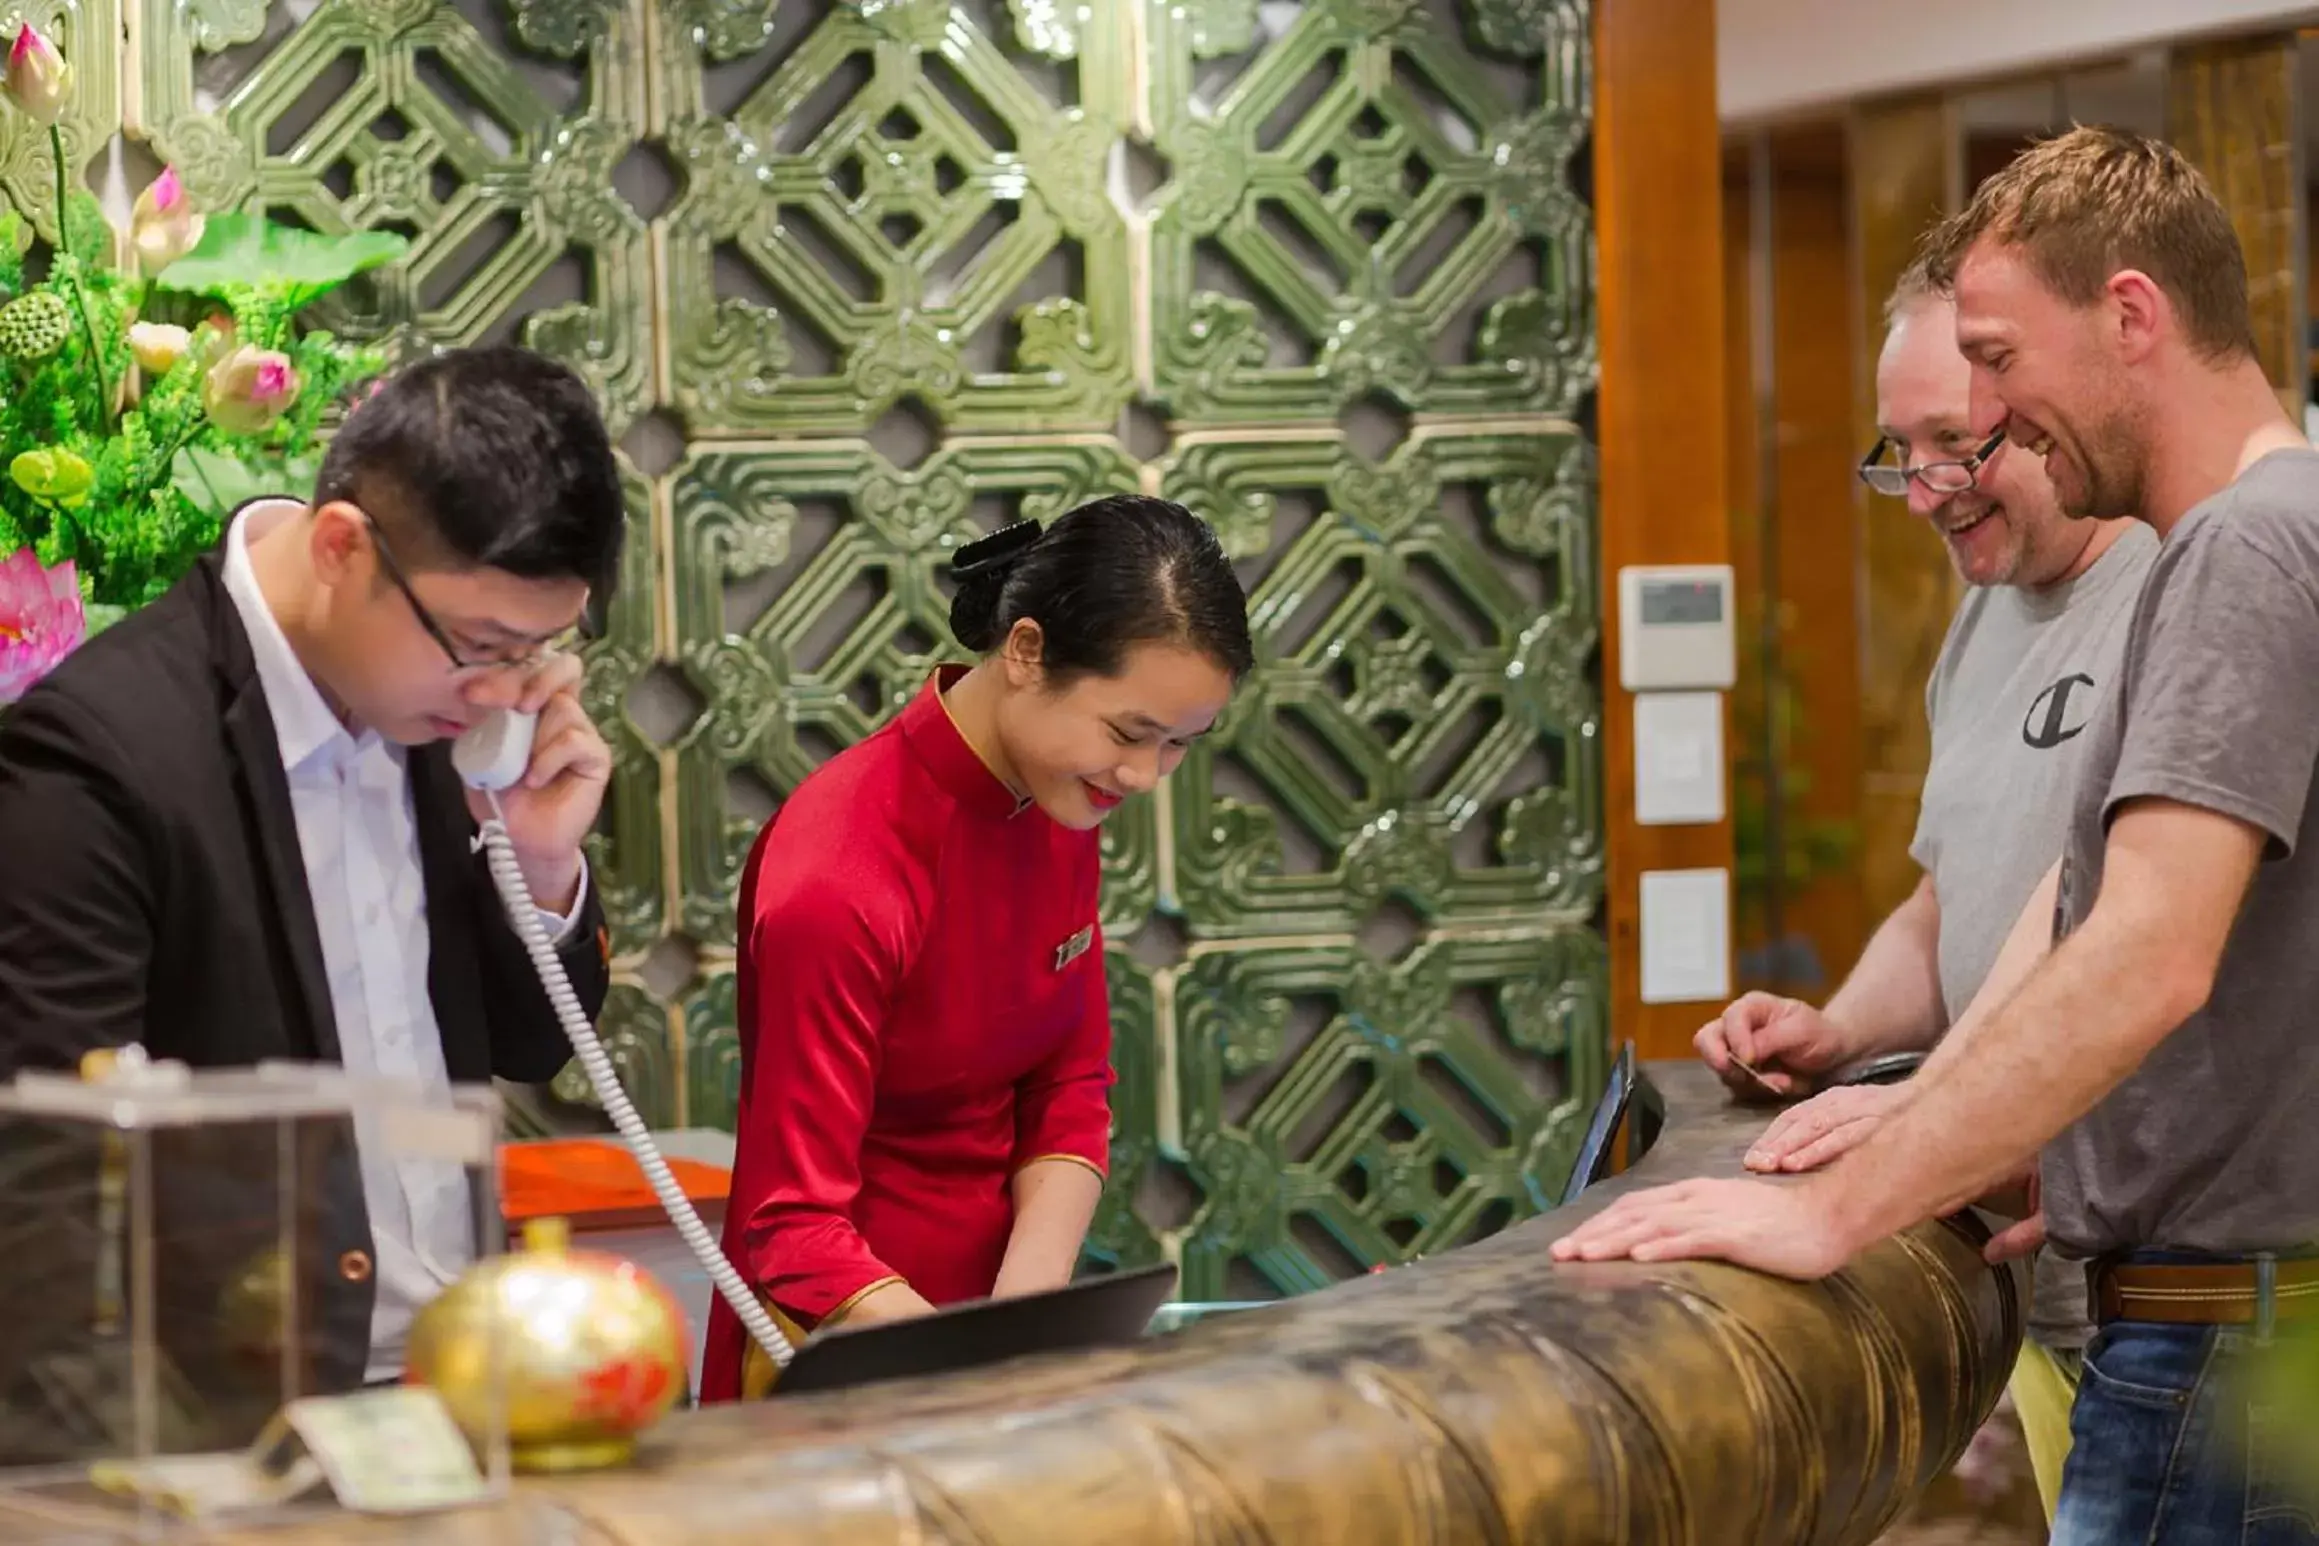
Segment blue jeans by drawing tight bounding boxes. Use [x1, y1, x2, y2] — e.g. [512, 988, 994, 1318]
[2053, 1318, 2319, 1545]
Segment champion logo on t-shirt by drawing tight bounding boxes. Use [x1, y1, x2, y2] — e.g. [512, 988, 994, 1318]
[2023, 672, 2097, 750]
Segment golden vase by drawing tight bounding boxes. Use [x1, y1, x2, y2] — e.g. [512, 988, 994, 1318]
[405, 1216, 688, 1473]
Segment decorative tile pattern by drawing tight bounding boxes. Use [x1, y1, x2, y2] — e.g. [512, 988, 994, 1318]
[1082, 944, 1166, 1273]
[1142, 0, 1592, 424]
[1170, 926, 1608, 1301]
[651, 0, 1136, 437]
[568, 979, 681, 1130]
[1164, 424, 1601, 936]
[130, 0, 654, 432]
[578, 458, 667, 955]
[680, 963, 740, 1133]
[87, 0, 1605, 1300]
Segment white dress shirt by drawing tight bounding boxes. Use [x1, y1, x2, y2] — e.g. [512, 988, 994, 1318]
[222, 501, 583, 1380]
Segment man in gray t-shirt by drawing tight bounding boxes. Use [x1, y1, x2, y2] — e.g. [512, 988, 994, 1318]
[1692, 268, 2152, 1517]
[1910, 511, 2152, 1356]
[1694, 277, 2150, 1107]
[2045, 449, 2319, 1261]
[1912, 524, 2153, 1043]
[1559, 126, 2319, 1543]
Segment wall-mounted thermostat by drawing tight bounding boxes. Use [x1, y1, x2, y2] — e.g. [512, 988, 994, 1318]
[1617, 564, 1736, 692]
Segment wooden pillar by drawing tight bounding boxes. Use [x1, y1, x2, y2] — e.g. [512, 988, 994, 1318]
[1846, 96, 1959, 927]
[2168, 34, 2307, 416]
[1595, 0, 1732, 1061]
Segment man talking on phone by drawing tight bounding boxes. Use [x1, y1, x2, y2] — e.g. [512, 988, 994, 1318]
[0, 344, 621, 1397]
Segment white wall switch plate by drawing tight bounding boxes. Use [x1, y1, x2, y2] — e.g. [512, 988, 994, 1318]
[1639, 868, 1731, 1005]
[1634, 690, 1725, 826]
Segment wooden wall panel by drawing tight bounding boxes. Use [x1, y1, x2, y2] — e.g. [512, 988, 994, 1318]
[1846, 97, 1959, 927]
[1723, 146, 1771, 981]
[1596, 0, 1733, 1060]
[2168, 34, 2307, 410]
[1723, 132, 1865, 998]
[1763, 131, 1865, 994]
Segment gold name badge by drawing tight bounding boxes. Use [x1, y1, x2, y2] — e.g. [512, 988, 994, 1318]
[1053, 924, 1094, 971]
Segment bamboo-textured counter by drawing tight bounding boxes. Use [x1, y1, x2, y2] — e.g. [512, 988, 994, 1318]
[0, 1063, 2021, 1545]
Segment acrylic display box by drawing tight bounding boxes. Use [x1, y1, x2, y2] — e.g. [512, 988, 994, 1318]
[0, 1049, 512, 1536]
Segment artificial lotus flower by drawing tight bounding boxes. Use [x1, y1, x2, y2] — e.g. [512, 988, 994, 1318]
[10, 446, 93, 508]
[0, 548, 87, 703]
[129, 166, 203, 275]
[3, 23, 70, 126]
[128, 321, 189, 375]
[202, 344, 300, 434]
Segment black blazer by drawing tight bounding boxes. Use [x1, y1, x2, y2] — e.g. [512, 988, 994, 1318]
[0, 549, 609, 1431]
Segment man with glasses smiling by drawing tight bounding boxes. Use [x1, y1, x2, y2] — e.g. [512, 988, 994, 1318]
[1688, 255, 2153, 1521]
[0, 344, 623, 1394]
[1563, 125, 2319, 1546]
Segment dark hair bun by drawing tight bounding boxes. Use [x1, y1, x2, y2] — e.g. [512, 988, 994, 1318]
[947, 520, 1041, 652]
[944, 496, 1252, 685]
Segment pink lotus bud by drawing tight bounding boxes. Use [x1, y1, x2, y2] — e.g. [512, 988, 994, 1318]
[0, 548, 85, 702]
[203, 344, 301, 434]
[4, 24, 72, 126]
[129, 166, 203, 274]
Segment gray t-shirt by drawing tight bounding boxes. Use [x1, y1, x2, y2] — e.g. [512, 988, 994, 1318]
[1911, 522, 2156, 1351]
[1913, 524, 2158, 1019]
[2048, 448, 2319, 1262]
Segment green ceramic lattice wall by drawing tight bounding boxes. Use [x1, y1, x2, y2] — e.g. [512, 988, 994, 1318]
[73, 0, 1604, 1302]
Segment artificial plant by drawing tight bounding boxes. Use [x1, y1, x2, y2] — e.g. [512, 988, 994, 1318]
[0, 21, 408, 629]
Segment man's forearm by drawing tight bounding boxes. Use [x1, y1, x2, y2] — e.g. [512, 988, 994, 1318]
[1815, 877, 2198, 1241]
[1820, 876, 1947, 1059]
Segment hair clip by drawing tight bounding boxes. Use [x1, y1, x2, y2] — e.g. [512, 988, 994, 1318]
[951, 518, 1042, 581]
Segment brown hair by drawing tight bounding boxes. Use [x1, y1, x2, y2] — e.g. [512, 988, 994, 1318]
[1919, 124, 2254, 362]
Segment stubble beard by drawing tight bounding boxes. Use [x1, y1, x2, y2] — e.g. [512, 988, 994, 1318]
[2061, 403, 2149, 523]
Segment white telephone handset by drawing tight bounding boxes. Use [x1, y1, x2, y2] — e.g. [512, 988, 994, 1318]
[450, 708, 537, 793]
[457, 707, 797, 1373]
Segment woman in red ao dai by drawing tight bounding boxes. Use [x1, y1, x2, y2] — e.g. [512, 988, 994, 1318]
[701, 495, 1254, 1400]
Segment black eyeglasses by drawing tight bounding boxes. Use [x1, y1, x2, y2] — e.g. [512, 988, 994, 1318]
[365, 517, 565, 674]
[1857, 426, 2008, 497]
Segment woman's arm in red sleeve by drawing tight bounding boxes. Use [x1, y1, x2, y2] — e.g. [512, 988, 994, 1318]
[732, 876, 931, 1326]
[992, 923, 1114, 1297]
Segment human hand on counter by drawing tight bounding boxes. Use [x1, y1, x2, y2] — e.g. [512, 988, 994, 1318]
[1547, 1175, 1861, 1281]
[1743, 1081, 1912, 1173]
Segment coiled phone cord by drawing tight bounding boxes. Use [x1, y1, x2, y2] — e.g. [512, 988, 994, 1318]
[477, 794, 796, 1371]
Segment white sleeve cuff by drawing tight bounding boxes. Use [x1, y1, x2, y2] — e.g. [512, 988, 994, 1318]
[537, 856, 591, 948]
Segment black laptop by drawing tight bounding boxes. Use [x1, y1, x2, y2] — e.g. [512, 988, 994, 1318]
[770, 1262, 1180, 1397]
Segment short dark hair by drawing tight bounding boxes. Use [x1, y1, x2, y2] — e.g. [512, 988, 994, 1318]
[948, 495, 1254, 685]
[1920, 124, 2255, 363]
[315, 345, 625, 593]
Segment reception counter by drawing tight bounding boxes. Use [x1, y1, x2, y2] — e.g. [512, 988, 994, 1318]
[0, 1062, 2022, 1545]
